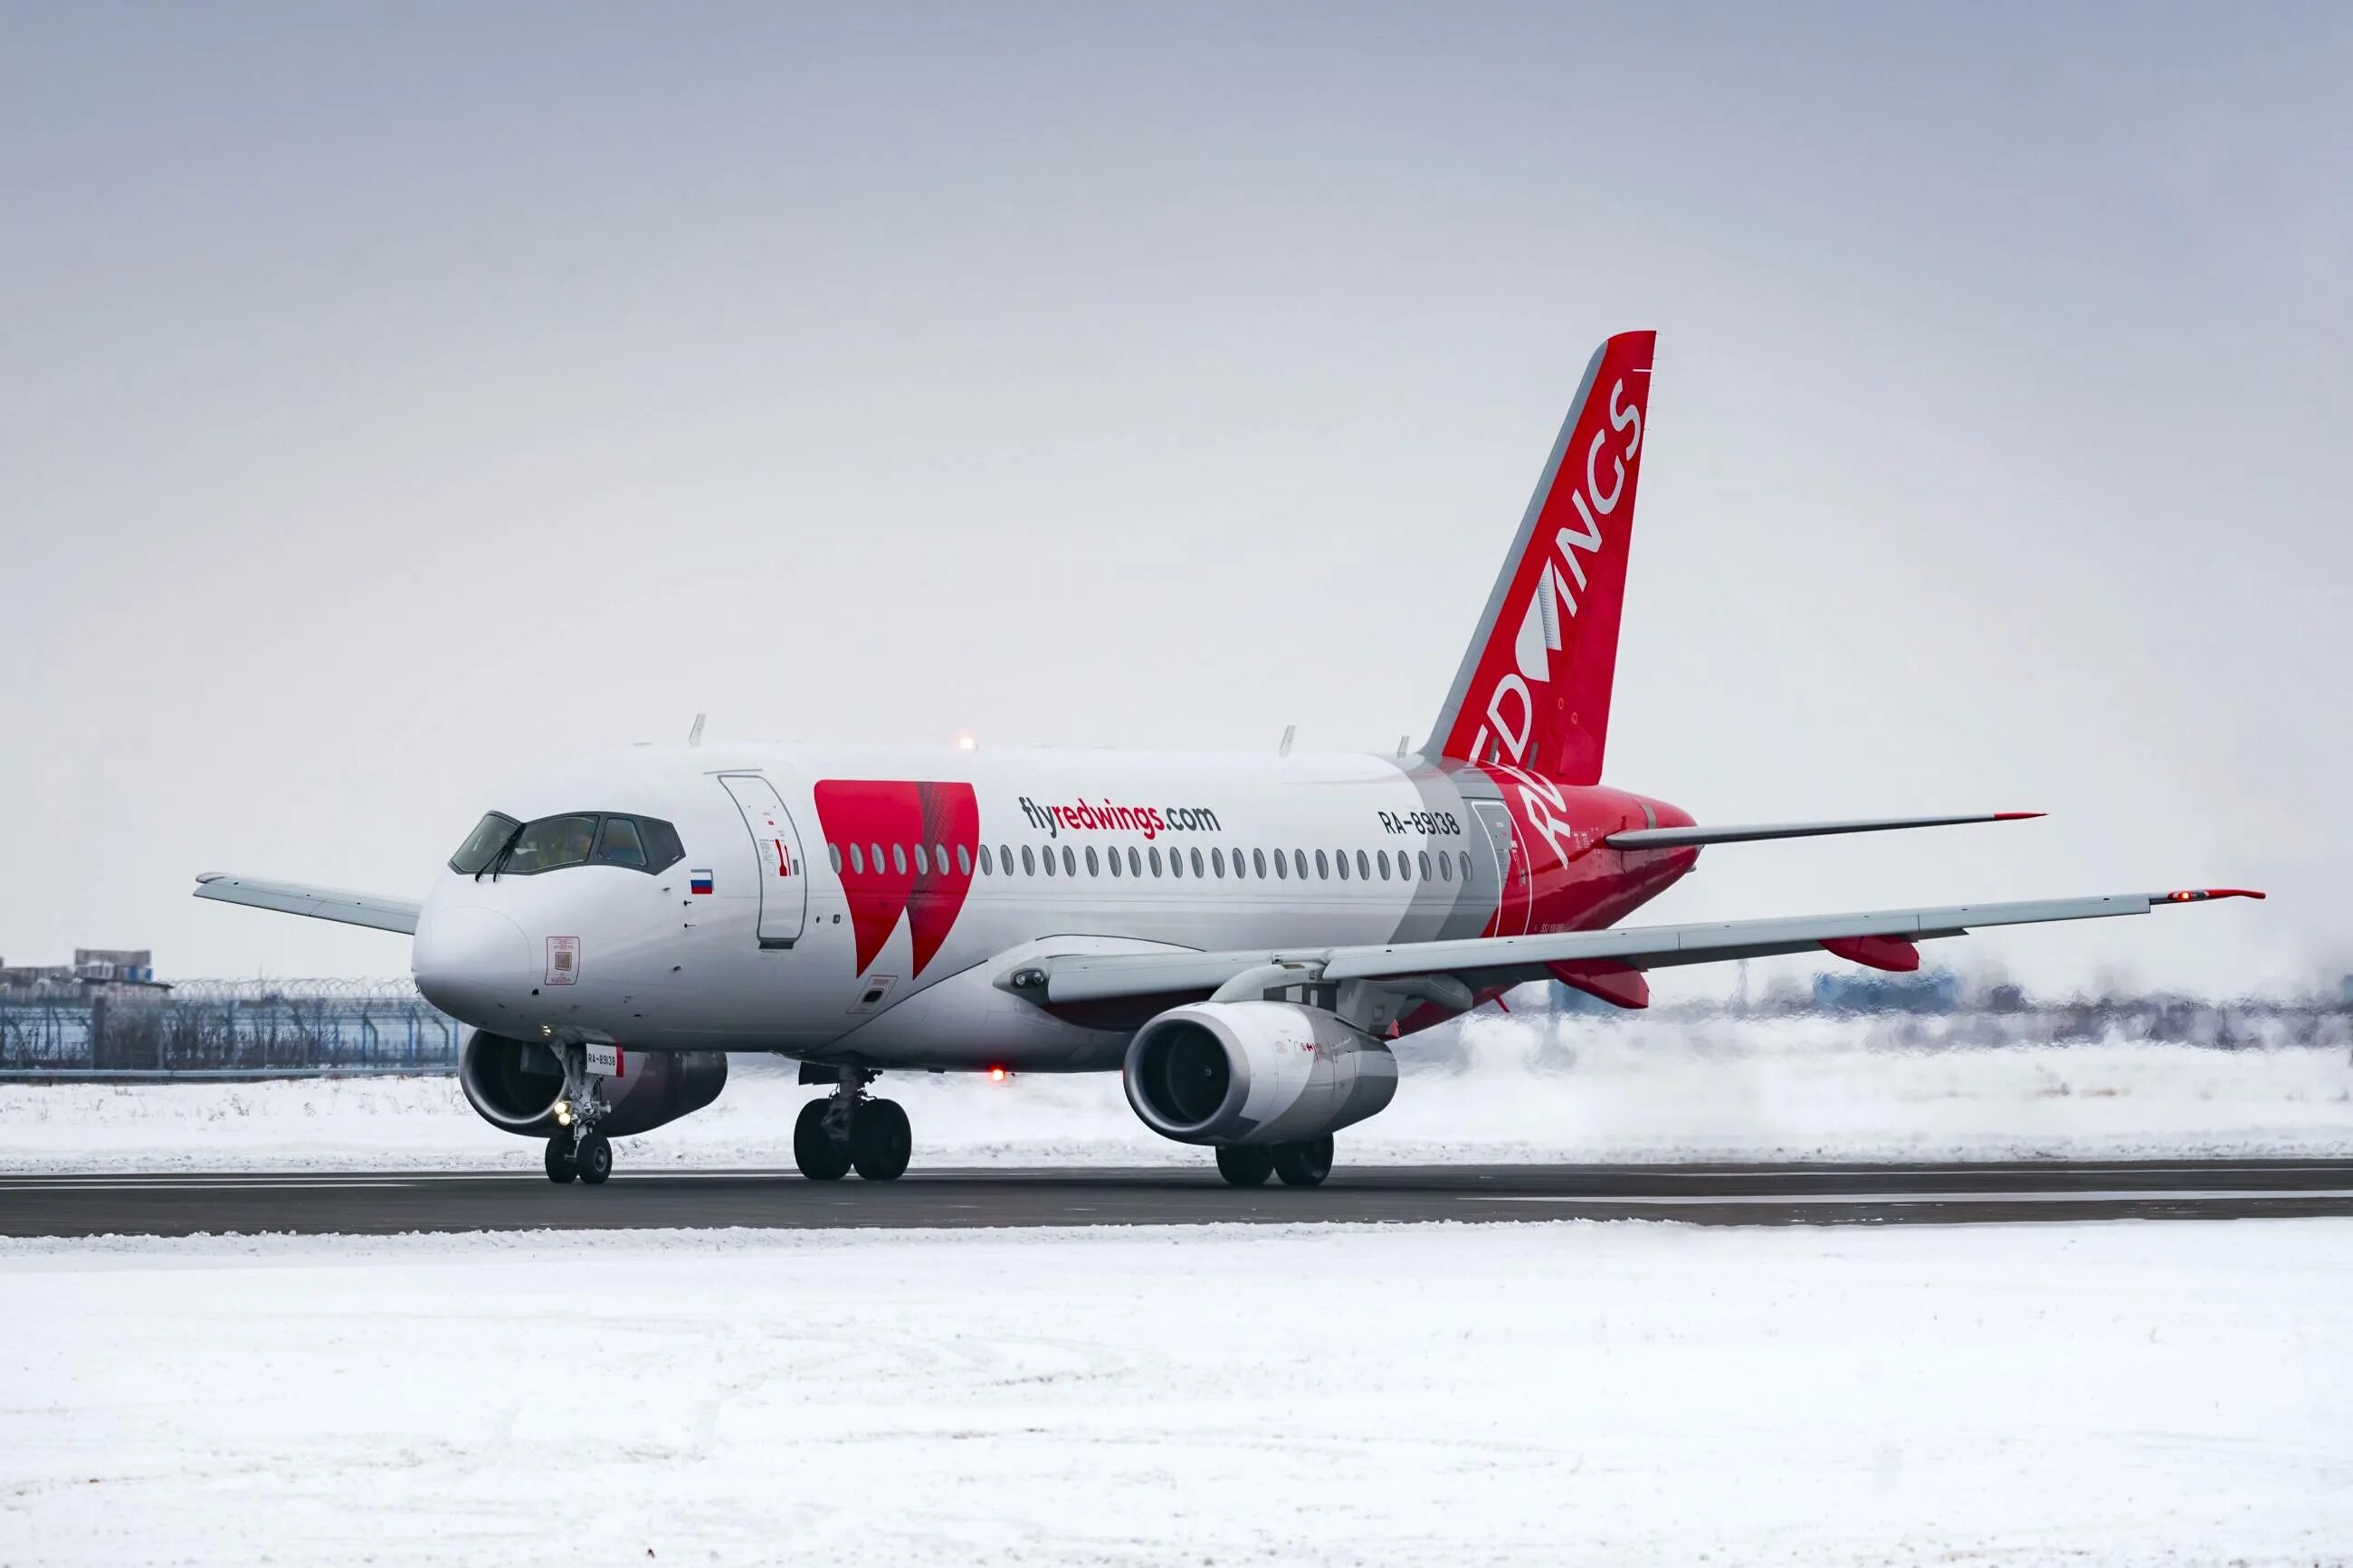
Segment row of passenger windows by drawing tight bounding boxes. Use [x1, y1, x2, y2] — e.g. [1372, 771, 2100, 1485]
[825, 839, 1478, 888]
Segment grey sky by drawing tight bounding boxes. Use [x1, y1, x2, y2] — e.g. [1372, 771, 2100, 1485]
[2, 5, 2345, 993]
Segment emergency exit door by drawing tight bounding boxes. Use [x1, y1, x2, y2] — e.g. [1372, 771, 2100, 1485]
[719, 774, 808, 949]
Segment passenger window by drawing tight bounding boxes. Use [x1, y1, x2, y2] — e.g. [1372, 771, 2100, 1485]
[1086, 846, 1100, 876]
[827, 842, 844, 874]
[500, 814, 600, 875]
[892, 844, 909, 876]
[1128, 846, 1142, 877]
[1062, 846, 1076, 876]
[593, 815, 649, 869]
[850, 842, 865, 874]
[1460, 851, 1473, 881]
[934, 842, 948, 874]
[869, 842, 883, 875]
[1149, 846, 1164, 877]
[913, 843, 929, 875]
[1377, 850, 1390, 880]
[999, 844, 1012, 874]
[1109, 847, 1122, 878]
[957, 845, 973, 877]
[1211, 848, 1225, 878]
[978, 844, 993, 875]
[1170, 848, 1184, 879]
[1188, 848, 1205, 878]
[1274, 850, 1288, 879]
[1357, 850, 1371, 880]
[1419, 851, 1433, 881]
[1336, 851, 1350, 881]
[1439, 851, 1453, 882]
[1315, 850, 1329, 879]
[1251, 848, 1265, 879]
[1022, 845, 1036, 875]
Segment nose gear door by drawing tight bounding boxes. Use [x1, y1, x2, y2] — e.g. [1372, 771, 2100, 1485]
[719, 774, 808, 949]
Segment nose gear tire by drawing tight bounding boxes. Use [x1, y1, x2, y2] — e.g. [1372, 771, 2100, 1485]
[543, 1136, 577, 1184]
[794, 1099, 853, 1181]
[1215, 1145, 1275, 1187]
[850, 1098, 912, 1182]
[1272, 1136, 1333, 1187]
[575, 1131, 614, 1185]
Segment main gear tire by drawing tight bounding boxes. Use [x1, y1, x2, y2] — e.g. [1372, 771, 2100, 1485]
[543, 1136, 577, 1184]
[1271, 1136, 1333, 1188]
[850, 1098, 912, 1183]
[1215, 1145, 1274, 1187]
[794, 1098, 853, 1182]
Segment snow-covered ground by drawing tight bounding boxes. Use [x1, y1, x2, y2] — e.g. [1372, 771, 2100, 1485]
[1, 1218, 2345, 1565]
[4, 1013, 2347, 1171]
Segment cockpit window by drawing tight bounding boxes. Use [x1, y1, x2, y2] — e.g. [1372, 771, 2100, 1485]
[460, 811, 688, 878]
[637, 818, 684, 872]
[593, 816, 647, 868]
[449, 813, 521, 875]
[500, 814, 600, 875]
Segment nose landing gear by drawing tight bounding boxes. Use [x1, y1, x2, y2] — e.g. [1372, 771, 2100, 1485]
[542, 1043, 617, 1185]
[793, 1067, 911, 1182]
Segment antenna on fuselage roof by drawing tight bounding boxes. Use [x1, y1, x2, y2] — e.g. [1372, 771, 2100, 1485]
[1396, 735, 1409, 757]
[1279, 724, 1294, 757]
[688, 713, 706, 748]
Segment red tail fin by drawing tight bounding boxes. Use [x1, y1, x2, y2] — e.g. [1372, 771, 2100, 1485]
[1424, 330, 1655, 784]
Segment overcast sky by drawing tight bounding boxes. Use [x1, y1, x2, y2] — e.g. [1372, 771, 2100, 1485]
[2, 4, 2345, 995]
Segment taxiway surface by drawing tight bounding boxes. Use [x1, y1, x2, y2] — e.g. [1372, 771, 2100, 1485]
[5, 1158, 2351, 1236]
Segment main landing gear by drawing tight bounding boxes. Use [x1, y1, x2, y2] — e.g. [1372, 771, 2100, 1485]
[1215, 1136, 1334, 1189]
[794, 1068, 912, 1183]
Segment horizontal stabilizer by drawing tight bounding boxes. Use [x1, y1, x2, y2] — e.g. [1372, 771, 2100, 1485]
[1606, 811, 2043, 851]
[193, 873, 421, 936]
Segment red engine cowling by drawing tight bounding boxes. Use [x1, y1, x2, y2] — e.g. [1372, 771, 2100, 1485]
[458, 1031, 728, 1138]
[1122, 1001, 1397, 1146]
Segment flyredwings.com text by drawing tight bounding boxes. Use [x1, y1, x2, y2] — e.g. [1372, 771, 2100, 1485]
[1016, 796, 1222, 841]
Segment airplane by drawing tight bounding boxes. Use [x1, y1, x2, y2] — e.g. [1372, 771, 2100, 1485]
[193, 329, 2261, 1189]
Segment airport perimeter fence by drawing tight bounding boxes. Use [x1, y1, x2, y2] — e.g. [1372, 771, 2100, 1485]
[0, 980, 465, 1079]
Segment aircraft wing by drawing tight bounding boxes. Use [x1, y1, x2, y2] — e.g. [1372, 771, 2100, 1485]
[193, 873, 422, 936]
[1012, 888, 2263, 1008]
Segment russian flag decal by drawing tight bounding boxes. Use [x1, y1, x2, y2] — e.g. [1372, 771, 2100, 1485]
[690, 870, 715, 895]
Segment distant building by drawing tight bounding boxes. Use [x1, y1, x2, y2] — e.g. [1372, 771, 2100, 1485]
[0, 948, 166, 1000]
[1811, 969, 1962, 1014]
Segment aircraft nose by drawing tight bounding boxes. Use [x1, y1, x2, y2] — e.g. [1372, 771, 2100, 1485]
[413, 904, 532, 1024]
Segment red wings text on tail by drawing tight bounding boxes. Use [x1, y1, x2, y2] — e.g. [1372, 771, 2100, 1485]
[1424, 330, 1655, 784]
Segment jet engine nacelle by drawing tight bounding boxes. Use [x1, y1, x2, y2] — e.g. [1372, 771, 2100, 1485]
[458, 1031, 729, 1138]
[1122, 1001, 1398, 1146]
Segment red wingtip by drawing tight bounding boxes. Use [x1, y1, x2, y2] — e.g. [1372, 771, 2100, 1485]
[1993, 812, 2047, 822]
[2162, 888, 2266, 903]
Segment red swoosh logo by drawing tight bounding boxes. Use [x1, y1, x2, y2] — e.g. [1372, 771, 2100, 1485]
[813, 780, 978, 978]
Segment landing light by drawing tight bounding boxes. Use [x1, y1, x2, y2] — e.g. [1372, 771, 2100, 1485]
[554, 1100, 573, 1126]
[957, 733, 978, 751]
[987, 1067, 1008, 1083]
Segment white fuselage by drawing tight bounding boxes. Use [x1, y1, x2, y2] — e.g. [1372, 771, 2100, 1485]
[410, 741, 1684, 1072]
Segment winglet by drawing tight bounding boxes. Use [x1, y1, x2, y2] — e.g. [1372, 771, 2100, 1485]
[1993, 812, 2046, 822]
[2161, 888, 2265, 903]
